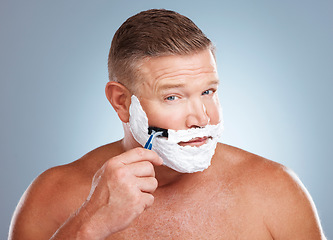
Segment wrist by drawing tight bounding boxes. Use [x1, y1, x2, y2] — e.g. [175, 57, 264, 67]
[75, 201, 100, 240]
[76, 201, 112, 240]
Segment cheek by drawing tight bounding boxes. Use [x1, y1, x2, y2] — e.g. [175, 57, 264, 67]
[146, 105, 186, 129]
[205, 97, 222, 125]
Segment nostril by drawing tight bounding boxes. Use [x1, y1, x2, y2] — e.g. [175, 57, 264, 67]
[186, 112, 210, 128]
[185, 100, 210, 128]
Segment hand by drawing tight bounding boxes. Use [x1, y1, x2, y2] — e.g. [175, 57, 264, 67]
[78, 147, 163, 239]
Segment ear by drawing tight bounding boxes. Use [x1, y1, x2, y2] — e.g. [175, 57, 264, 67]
[105, 81, 132, 123]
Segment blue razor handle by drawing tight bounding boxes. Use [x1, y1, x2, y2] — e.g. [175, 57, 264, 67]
[144, 134, 155, 150]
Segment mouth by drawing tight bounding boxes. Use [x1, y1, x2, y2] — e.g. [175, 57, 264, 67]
[178, 136, 210, 147]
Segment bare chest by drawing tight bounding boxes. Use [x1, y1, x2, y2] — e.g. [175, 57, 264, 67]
[107, 183, 272, 240]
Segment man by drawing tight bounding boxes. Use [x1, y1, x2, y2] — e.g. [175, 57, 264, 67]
[9, 9, 326, 239]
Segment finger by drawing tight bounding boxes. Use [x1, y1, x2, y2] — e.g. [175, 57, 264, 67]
[127, 161, 155, 177]
[141, 192, 155, 210]
[116, 147, 163, 166]
[136, 177, 158, 193]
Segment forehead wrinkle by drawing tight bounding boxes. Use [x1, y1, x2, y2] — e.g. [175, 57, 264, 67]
[153, 70, 219, 94]
[139, 50, 219, 95]
[153, 67, 217, 83]
[154, 82, 186, 95]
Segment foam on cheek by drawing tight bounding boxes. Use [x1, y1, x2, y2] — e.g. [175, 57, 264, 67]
[127, 95, 151, 147]
[128, 95, 224, 173]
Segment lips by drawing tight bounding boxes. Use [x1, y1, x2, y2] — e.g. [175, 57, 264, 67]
[178, 136, 209, 147]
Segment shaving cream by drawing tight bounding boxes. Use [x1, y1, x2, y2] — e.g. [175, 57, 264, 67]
[127, 95, 224, 173]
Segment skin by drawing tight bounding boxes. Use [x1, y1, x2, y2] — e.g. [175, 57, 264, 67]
[9, 50, 326, 239]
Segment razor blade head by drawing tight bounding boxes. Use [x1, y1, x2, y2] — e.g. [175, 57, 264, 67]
[148, 126, 168, 138]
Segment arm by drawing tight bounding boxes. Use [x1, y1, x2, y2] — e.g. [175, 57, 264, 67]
[9, 148, 162, 240]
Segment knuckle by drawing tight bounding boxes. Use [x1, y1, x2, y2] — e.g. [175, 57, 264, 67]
[151, 177, 158, 189]
[133, 147, 145, 158]
[145, 194, 155, 208]
[145, 161, 155, 175]
[113, 166, 128, 181]
[127, 193, 154, 215]
[105, 158, 118, 170]
[148, 161, 155, 171]
[111, 155, 124, 165]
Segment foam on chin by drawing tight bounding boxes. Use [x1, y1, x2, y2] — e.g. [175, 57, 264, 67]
[127, 95, 224, 173]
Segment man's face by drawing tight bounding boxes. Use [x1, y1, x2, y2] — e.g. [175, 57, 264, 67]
[136, 49, 221, 147]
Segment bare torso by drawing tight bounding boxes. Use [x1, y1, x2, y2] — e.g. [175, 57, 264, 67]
[108, 162, 273, 240]
[45, 143, 275, 239]
[10, 142, 324, 239]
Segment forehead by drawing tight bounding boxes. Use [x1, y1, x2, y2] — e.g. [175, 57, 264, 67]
[138, 50, 218, 90]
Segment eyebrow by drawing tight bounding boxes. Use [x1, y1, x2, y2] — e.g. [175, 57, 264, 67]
[158, 83, 186, 91]
[207, 79, 220, 86]
[157, 79, 219, 92]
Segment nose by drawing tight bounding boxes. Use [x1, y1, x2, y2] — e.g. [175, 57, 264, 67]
[185, 98, 210, 128]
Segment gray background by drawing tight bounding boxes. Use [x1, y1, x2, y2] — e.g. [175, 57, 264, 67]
[1, 0, 332, 238]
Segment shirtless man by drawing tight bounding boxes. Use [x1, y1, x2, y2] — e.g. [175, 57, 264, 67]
[9, 9, 326, 239]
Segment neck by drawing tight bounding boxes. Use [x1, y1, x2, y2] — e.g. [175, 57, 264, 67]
[154, 165, 185, 187]
[121, 123, 185, 187]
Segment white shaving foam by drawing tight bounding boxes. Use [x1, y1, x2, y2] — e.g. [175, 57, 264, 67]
[127, 95, 224, 173]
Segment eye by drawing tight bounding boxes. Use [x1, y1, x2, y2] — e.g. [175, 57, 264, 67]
[165, 95, 179, 101]
[202, 89, 214, 95]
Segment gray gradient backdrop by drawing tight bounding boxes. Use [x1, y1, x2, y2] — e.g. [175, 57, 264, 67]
[1, 0, 332, 238]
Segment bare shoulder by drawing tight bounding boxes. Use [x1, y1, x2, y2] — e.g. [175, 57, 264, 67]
[214, 143, 326, 239]
[9, 141, 123, 240]
[216, 143, 290, 182]
[9, 162, 90, 239]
